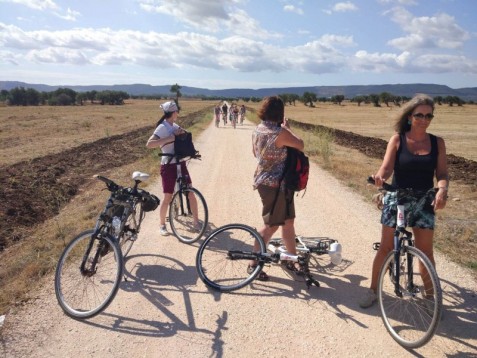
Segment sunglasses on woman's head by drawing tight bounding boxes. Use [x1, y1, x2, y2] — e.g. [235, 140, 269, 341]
[412, 113, 434, 120]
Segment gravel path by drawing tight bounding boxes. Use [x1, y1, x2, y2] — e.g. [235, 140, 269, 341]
[2, 118, 476, 357]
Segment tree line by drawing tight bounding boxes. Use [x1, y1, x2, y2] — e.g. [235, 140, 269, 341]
[0, 87, 130, 106]
[1, 85, 470, 107]
[278, 92, 469, 107]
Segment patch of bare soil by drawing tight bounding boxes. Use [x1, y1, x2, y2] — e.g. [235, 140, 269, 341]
[1, 115, 476, 251]
[0, 110, 203, 251]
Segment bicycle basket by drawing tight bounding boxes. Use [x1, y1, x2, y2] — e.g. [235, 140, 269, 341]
[142, 192, 160, 212]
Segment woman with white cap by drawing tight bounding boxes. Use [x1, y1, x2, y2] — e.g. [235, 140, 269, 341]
[146, 101, 199, 236]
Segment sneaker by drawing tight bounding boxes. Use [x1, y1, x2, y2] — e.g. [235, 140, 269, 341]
[159, 225, 169, 236]
[359, 289, 377, 308]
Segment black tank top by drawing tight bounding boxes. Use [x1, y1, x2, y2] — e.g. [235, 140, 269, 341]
[392, 133, 438, 191]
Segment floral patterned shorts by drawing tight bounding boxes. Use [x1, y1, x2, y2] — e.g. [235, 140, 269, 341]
[380, 189, 436, 229]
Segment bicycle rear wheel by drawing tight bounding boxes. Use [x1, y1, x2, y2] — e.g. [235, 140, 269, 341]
[169, 187, 208, 244]
[119, 202, 144, 257]
[196, 224, 265, 292]
[55, 230, 123, 319]
[378, 246, 442, 348]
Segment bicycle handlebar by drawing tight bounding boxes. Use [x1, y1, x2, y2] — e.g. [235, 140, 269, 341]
[158, 152, 202, 160]
[94, 175, 121, 192]
[367, 176, 395, 192]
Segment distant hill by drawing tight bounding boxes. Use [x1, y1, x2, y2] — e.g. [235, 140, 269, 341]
[1, 81, 476, 101]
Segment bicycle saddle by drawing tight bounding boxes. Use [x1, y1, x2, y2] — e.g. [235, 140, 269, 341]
[132, 171, 150, 182]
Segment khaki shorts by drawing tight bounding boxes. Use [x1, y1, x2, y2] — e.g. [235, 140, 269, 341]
[257, 185, 295, 226]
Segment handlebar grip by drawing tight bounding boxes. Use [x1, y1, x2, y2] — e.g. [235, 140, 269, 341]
[94, 175, 120, 192]
[367, 176, 395, 192]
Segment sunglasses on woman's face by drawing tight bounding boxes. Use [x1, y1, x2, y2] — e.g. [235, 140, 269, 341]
[412, 113, 434, 120]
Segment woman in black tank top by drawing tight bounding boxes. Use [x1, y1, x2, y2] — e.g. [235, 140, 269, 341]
[359, 94, 449, 309]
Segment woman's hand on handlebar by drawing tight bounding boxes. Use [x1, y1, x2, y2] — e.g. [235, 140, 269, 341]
[371, 174, 385, 188]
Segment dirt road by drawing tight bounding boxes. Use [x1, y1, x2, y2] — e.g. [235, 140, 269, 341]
[2, 118, 476, 357]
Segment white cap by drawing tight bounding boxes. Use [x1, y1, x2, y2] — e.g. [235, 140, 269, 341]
[160, 101, 178, 113]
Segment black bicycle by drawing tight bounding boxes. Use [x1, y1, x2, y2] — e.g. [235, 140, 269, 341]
[367, 177, 442, 349]
[54, 171, 159, 319]
[161, 152, 208, 244]
[196, 223, 341, 292]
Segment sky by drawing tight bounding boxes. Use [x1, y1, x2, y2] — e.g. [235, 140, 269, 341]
[0, 0, 476, 90]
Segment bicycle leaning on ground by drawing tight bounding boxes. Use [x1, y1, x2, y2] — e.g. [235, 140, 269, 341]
[55, 171, 160, 319]
[367, 177, 442, 349]
[160, 152, 208, 244]
[196, 223, 342, 292]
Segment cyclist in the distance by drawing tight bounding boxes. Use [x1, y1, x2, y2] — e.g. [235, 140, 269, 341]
[359, 94, 449, 308]
[221, 102, 228, 125]
[146, 100, 200, 236]
[214, 104, 221, 127]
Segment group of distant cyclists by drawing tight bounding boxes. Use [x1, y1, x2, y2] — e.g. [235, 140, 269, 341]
[214, 102, 246, 128]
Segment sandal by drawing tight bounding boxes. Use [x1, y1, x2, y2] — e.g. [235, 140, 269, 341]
[285, 261, 305, 276]
[247, 265, 269, 281]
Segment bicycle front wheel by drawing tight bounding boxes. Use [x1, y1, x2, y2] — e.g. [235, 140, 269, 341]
[378, 246, 442, 349]
[196, 224, 266, 292]
[55, 230, 123, 319]
[169, 187, 208, 244]
[119, 202, 144, 257]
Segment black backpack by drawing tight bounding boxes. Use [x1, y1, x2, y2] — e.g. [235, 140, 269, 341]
[174, 131, 199, 159]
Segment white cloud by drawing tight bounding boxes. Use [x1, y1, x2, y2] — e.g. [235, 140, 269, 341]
[0, 0, 59, 11]
[55, 8, 81, 22]
[1, 0, 80, 22]
[332, 2, 358, 12]
[387, 7, 470, 51]
[284, 5, 304, 15]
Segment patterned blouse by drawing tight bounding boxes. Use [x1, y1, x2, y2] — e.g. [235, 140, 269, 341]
[252, 120, 287, 190]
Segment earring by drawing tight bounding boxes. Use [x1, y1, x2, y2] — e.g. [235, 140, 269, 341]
[408, 119, 411, 125]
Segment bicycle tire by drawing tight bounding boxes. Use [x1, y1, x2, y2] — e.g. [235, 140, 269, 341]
[377, 246, 442, 348]
[55, 230, 123, 319]
[119, 202, 144, 257]
[169, 187, 208, 244]
[196, 223, 265, 292]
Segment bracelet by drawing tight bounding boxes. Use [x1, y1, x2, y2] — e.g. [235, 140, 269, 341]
[438, 187, 448, 191]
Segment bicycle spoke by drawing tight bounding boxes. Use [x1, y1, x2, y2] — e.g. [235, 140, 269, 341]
[55, 231, 123, 319]
[196, 224, 265, 291]
[378, 247, 442, 348]
[169, 188, 208, 244]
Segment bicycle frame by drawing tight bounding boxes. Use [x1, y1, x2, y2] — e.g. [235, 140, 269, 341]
[173, 163, 193, 217]
[79, 176, 143, 275]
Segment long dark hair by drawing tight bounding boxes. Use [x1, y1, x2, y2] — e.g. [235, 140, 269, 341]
[155, 111, 174, 128]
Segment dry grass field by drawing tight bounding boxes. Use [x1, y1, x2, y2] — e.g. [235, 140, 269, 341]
[245, 100, 477, 162]
[0, 99, 214, 167]
[0, 98, 475, 315]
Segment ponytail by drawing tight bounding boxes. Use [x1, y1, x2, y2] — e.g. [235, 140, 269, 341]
[155, 111, 174, 128]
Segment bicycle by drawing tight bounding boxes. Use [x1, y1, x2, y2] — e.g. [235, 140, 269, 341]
[367, 177, 442, 349]
[55, 171, 159, 319]
[161, 152, 208, 244]
[196, 223, 342, 292]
